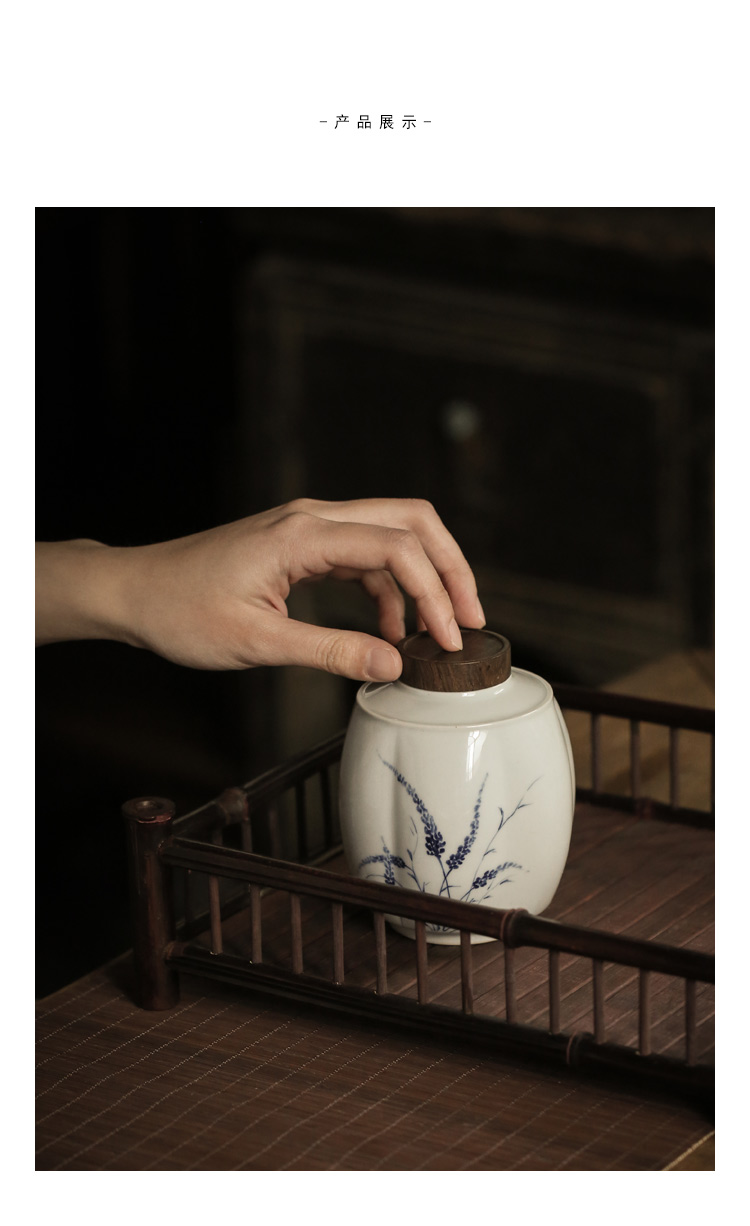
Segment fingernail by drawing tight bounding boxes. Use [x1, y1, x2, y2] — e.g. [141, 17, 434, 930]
[449, 618, 463, 650]
[475, 597, 486, 626]
[366, 645, 401, 681]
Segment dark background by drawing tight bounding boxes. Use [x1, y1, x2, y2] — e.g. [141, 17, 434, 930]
[36, 207, 714, 996]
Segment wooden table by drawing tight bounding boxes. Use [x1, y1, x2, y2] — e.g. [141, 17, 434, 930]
[36, 652, 714, 1171]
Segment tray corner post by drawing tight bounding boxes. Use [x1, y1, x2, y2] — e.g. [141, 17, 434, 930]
[122, 796, 179, 1010]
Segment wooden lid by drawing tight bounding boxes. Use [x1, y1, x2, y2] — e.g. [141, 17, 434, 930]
[398, 629, 511, 692]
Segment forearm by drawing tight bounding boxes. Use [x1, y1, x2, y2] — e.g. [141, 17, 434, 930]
[35, 540, 139, 647]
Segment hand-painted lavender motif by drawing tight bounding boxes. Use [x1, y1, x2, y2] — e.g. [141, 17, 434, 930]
[358, 754, 540, 917]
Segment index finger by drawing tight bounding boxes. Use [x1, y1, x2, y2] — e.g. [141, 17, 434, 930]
[286, 514, 464, 652]
[299, 497, 485, 629]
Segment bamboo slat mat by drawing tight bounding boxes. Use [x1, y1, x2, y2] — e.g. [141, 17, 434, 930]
[36, 804, 713, 1171]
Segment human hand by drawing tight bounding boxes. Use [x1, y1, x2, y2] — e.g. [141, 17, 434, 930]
[35, 497, 486, 680]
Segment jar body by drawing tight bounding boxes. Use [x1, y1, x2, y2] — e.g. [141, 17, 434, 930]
[339, 668, 575, 944]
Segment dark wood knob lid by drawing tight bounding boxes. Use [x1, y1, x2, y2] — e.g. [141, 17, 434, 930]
[398, 629, 511, 692]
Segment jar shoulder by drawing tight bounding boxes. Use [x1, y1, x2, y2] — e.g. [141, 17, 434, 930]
[353, 667, 553, 728]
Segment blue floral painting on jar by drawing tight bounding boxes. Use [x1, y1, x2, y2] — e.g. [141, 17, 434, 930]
[357, 754, 540, 919]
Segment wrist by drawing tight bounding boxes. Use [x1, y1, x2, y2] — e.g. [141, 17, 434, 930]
[35, 540, 145, 648]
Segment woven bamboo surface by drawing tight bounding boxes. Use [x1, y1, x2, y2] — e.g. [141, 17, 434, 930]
[36, 804, 713, 1171]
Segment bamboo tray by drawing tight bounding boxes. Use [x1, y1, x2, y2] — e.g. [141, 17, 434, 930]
[123, 685, 714, 1106]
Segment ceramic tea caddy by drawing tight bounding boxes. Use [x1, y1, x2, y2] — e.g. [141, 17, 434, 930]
[339, 629, 575, 943]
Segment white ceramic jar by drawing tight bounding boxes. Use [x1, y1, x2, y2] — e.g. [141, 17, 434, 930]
[339, 630, 575, 944]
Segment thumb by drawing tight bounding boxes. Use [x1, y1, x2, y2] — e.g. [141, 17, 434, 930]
[260, 616, 403, 681]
